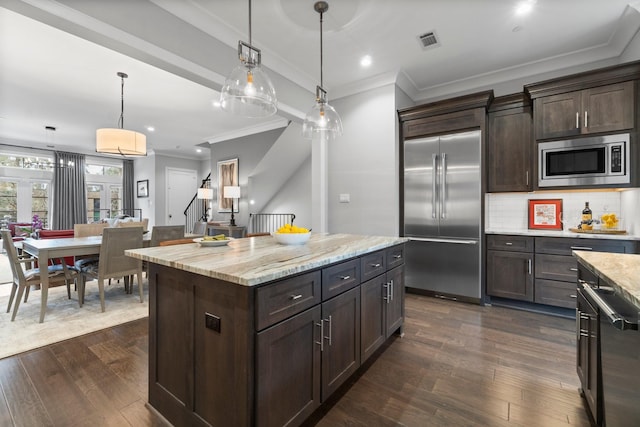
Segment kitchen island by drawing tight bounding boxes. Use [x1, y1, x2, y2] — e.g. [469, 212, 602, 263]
[126, 233, 406, 427]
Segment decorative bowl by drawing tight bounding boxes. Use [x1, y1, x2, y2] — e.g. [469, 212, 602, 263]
[271, 232, 311, 245]
[193, 237, 232, 247]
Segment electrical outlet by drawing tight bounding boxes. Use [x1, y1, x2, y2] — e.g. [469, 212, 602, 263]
[205, 312, 221, 332]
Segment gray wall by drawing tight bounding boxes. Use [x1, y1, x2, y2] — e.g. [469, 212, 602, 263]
[261, 156, 312, 229]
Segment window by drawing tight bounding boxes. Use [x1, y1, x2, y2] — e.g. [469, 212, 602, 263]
[0, 154, 54, 171]
[87, 184, 104, 222]
[0, 180, 18, 222]
[110, 185, 122, 217]
[31, 182, 49, 228]
[86, 163, 122, 177]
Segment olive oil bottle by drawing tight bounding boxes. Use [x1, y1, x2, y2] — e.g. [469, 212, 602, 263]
[581, 202, 593, 230]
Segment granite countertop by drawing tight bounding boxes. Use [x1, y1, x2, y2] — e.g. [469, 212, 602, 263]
[573, 251, 640, 309]
[126, 233, 407, 286]
[486, 228, 640, 241]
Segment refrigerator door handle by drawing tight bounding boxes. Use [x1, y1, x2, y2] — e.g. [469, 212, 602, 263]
[407, 237, 477, 245]
[441, 152, 447, 219]
[431, 153, 438, 218]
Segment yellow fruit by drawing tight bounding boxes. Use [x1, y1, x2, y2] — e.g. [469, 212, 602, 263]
[276, 223, 309, 234]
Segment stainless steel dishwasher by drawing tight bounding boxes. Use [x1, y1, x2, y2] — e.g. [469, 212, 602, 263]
[581, 282, 640, 427]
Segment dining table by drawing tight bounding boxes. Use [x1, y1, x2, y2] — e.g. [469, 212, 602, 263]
[20, 234, 153, 323]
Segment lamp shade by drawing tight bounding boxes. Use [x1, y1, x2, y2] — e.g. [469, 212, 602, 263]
[220, 63, 277, 118]
[223, 186, 241, 199]
[96, 128, 147, 156]
[197, 188, 214, 199]
[302, 101, 343, 139]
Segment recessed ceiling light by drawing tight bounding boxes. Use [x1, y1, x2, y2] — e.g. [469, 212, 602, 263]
[515, 0, 536, 16]
[146, 126, 155, 132]
[360, 55, 372, 67]
[196, 148, 202, 153]
[212, 100, 221, 108]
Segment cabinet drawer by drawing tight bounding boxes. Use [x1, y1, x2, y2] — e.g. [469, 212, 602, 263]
[386, 245, 405, 270]
[535, 254, 577, 282]
[535, 237, 634, 256]
[322, 259, 360, 300]
[487, 235, 534, 252]
[256, 271, 322, 331]
[361, 250, 386, 282]
[535, 279, 577, 309]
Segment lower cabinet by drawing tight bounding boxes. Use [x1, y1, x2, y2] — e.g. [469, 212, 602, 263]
[576, 265, 600, 426]
[256, 306, 322, 427]
[487, 245, 534, 301]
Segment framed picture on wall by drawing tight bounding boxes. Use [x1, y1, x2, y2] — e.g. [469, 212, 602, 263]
[217, 158, 238, 212]
[137, 179, 149, 198]
[528, 198, 562, 230]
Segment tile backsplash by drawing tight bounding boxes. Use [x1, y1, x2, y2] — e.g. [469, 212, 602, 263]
[486, 189, 640, 235]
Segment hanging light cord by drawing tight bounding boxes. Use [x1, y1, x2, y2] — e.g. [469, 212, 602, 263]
[319, 7, 324, 88]
[248, 0, 252, 46]
[118, 74, 125, 130]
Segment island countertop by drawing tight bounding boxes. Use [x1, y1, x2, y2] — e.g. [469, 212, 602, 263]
[126, 233, 407, 286]
[573, 251, 640, 309]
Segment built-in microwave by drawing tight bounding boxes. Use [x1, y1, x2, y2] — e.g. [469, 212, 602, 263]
[538, 133, 630, 187]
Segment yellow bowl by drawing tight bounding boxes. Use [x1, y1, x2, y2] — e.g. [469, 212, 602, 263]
[271, 232, 311, 245]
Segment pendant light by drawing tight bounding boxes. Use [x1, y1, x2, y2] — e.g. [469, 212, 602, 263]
[96, 72, 146, 156]
[302, 1, 343, 140]
[220, 0, 277, 118]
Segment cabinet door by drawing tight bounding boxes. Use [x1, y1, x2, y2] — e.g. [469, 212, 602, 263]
[256, 306, 321, 427]
[385, 265, 404, 338]
[321, 286, 361, 401]
[582, 81, 634, 135]
[487, 107, 532, 192]
[360, 275, 386, 364]
[487, 250, 533, 301]
[534, 91, 582, 139]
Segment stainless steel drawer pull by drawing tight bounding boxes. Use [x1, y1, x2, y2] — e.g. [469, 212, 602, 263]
[324, 315, 333, 346]
[505, 242, 513, 246]
[569, 294, 577, 298]
[393, 254, 402, 259]
[569, 268, 578, 272]
[315, 321, 324, 351]
[571, 246, 593, 251]
[371, 263, 381, 268]
[340, 275, 351, 280]
[383, 283, 390, 302]
[290, 294, 303, 300]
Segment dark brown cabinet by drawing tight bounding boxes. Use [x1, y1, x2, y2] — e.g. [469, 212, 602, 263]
[486, 235, 534, 301]
[360, 264, 404, 363]
[487, 94, 533, 192]
[576, 264, 600, 426]
[256, 306, 322, 427]
[533, 81, 634, 140]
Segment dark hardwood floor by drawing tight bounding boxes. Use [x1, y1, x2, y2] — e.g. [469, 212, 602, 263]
[0, 293, 590, 427]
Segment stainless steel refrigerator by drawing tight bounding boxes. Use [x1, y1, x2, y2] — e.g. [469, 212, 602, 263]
[403, 130, 482, 300]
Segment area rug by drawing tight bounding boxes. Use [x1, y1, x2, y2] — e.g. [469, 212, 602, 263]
[0, 278, 149, 359]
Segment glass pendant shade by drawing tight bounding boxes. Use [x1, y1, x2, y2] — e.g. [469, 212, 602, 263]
[303, 85, 342, 139]
[220, 60, 277, 118]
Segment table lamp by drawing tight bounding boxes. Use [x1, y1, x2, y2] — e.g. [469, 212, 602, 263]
[223, 186, 241, 226]
[197, 187, 214, 221]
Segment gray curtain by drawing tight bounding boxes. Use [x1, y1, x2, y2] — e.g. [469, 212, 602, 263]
[123, 159, 134, 214]
[52, 151, 87, 230]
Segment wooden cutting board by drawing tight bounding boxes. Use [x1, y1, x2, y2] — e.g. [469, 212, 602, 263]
[569, 228, 628, 235]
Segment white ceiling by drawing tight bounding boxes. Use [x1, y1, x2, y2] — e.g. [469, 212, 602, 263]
[1, 0, 639, 160]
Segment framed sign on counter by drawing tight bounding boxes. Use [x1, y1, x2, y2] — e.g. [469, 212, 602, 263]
[528, 198, 562, 230]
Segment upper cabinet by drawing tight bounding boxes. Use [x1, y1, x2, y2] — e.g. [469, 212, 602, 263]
[487, 93, 533, 192]
[525, 61, 640, 142]
[533, 82, 634, 140]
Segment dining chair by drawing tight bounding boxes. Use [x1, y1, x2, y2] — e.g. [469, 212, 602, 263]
[76, 227, 144, 312]
[1, 229, 79, 322]
[192, 221, 207, 236]
[116, 219, 149, 232]
[150, 225, 185, 247]
[74, 222, 109, 237]
[158, 238, 197, 246]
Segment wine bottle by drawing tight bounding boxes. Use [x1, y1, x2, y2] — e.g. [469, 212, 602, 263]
[581, 202, 593, 230]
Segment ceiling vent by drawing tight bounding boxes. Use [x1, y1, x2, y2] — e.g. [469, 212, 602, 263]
[418, 31, 440, 49]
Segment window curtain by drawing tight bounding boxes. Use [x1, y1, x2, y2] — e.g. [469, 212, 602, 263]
[52, 151, 87, 230]
[123, 159, 134, 215]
